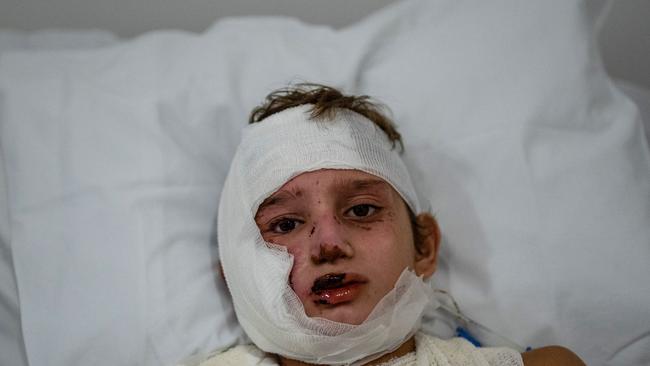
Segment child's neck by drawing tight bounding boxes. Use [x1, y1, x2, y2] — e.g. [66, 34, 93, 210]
[277, 337, 416, 366]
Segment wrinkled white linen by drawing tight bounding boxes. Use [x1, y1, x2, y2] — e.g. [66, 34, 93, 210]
[0, 1, 649, 366]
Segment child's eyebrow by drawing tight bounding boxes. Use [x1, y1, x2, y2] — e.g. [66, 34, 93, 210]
[257, 178, 390, 215]
[257, 191, 294, 212]
[335, 178, 390, 193]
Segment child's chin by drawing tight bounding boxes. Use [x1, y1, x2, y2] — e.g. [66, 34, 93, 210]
[308, 303, 372, 325]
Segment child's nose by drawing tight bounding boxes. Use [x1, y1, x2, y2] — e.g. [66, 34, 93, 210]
[309, 215, 354, 264]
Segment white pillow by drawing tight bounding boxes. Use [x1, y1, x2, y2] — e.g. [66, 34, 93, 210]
[0, 138, 28, 366]
[616, 79, 650, 146]
[0, 18, 365, 366]
[0, 1, 648, 366]
[0, 28, 119, 366]
[359, 1, 650, 364]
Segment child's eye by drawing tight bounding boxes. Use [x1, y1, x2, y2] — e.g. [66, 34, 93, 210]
[347, 204, 378, 218]
[270, 218, 302, 233]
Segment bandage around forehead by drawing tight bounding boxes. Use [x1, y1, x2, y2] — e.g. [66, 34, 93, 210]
[218, 105, 434, 365]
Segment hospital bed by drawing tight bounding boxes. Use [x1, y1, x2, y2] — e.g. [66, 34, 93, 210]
[1, 1, 649, 365]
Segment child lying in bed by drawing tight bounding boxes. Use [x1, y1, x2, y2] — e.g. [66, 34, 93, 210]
[198, 84, 585, 365]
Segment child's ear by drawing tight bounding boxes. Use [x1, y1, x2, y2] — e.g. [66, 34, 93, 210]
[413, 213, 441, 279]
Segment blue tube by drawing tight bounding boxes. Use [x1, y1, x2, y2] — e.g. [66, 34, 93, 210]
[456, 327, 482, 347]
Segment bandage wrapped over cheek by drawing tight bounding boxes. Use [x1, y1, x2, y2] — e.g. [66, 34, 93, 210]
[218, 105, 438, 365]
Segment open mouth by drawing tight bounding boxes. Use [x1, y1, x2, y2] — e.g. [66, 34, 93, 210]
[311, 273, 346, 292]
[311, 273, 367, 306]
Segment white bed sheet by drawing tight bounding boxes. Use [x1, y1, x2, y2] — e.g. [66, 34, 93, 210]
[1, 1, 649, 366]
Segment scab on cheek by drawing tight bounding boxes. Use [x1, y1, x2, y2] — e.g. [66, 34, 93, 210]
[351, 222, 372, 231]
[387, 211, 395, 221]
[287, 245, 309, 293]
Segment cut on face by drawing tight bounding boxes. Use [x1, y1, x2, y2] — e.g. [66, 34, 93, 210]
[254, 169, 424, 325]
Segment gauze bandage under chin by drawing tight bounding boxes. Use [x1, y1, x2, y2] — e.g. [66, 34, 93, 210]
[218, 105, 438, 365]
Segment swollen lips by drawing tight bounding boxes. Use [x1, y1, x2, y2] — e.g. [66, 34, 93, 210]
[311, 273, 363, 306]
[311, 273, 346, 292]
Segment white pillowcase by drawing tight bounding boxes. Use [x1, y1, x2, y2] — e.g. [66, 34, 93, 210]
[0, 1, 648, 366]
[0, 17, 362, 366]
[0, 29, 119, 366]
[617, 79, 650, 146]
[358, 2, 650, 365]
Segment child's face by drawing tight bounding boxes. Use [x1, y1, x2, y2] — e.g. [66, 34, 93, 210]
[254, 169, 420, 325]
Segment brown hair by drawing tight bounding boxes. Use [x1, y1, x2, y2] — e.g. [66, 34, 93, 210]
[249, 83, 403, 151]
[250, 83, 431, 253]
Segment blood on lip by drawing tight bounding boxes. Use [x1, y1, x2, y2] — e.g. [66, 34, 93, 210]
[313, 283, 362, 305]
[311, 273, 346, 293]
[311, 273, 364, 306]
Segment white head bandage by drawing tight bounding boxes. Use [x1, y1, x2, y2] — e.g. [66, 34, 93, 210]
[218, 105, 435, 365]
